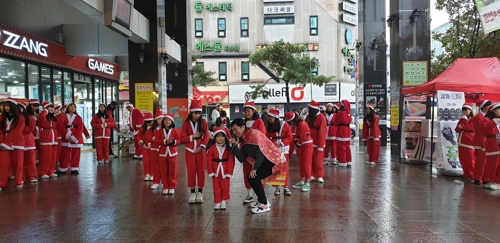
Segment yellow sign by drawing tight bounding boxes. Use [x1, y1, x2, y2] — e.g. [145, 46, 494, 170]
[391, 104, 399, 127]
[135, 83, 154, 112]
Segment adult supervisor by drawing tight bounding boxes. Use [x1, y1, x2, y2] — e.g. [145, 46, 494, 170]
[230, 118, 282, 214]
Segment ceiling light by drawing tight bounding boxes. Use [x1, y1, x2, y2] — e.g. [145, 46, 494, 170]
[13, 81, 19, 84]
[21, 63, 25, 67]
[0, 59, 4, 62]
[55, 80, 60, 83]
[58, 71, 62, 74]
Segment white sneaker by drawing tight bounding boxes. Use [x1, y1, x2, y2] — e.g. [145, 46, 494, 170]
[274, 187, 280, 195]
[249, 201, 262, 208]
[221, 200, 227, 210]
[189, 193, 196, 203]
[347, 162, 352, 166]
[30, 178, 38, 184]
[40, 175, 49, 179]
[149, 176, 154, 181]
[162, 189, 168, 195]
[16, 183, 23, 189]
[484, 183, 492, 189]
[317, 178, 324, 183]
[151, 184, 159, 190]
[196, 192, 204, 203]
[337, 163, 347, 167]
[489, 183, 500, 190]
[369, 162, 377, 165]
[98, 160, 102, 164]
[104, 161, 109, 164]
[251, 204, 271, 214]
[284, 187, 292, 195]
[310, 176, 316, 182]
[214, 203, 221, 210]
[144, 174, 151, 181]
[243, 195, 254, 203]
[9, 176, 14, 180]
[366, 161, 371, 164]
[168, 189, 175, 195]
[323, 159, 330, 165]
[49, 173, 58, 178]
[332, 159, 338, 165]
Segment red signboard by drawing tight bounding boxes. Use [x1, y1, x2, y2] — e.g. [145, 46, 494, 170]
[0, 24, 120, 80]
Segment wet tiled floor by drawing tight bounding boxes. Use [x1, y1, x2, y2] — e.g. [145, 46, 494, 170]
[1, 144, 500, 242]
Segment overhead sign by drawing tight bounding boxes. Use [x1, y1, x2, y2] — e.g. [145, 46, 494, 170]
[1, 30, 48, 57]
[87, 58, 114, 75]
[475, 0, 500, 34]
[263, 6, 294, 14]
[341, 13, 358, 26]
[341, 2, 357, 14]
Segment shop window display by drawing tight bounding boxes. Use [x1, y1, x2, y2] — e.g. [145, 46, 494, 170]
[0, 58, 26, 98]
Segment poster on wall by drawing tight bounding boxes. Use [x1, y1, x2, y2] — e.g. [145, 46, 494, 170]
[364, 83, 387, 119]
[402, 61, 428, 87]
[135, 83, 154, 113]
[436, 90, 465, 172]
[167, 98, 189, 132]
[401, 95, 426, 160]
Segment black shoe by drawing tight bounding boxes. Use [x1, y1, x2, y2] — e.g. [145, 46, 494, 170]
[71, 170, 79, 175]
[474, 180, 482, 185]
[56, 170, 67, 175]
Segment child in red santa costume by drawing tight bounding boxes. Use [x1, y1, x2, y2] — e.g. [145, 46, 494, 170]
[146, 108, 164, 182]
[286, 112, 314, 192]
[0, 98, 25, 190]
[362, 105, 381, 165]
[58, 103, 89, 175]
[454, 103, 475, 180]
[266, 108, 293, 195]
[138, 112, 157, 188]
[206, 127, 235, 209]
[180, 100, 210, 203]
[306, 100, 327, 183]
[91, 103, 116, 164]
[154, 113, 180, 195]
[324, 103, 338, 165]
[335, 100, 353, 167]
[480, 104, 500, 190]
[27, 100, 40, 152]
[241, 100, 266, 203]
[38, 101, 58, 179]
[126, 103, 145, 159]
[18, 102, 37, 184]
[472, 100, 492, 185]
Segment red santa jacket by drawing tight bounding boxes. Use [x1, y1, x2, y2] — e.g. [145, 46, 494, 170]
[0, 115, 25, 150]
[154, 127, 180, 157]
[55, 112, 67, 140]
[63, 113, 84, 148]
[38, 110, 58, 145]
[296, 121, 313, 147]
[137, 126, 154, 150]
[325, 113, 336, 140]
[472, 112, 489, 149]
[91, 114, 116, 139]
[483, 118, 500, 155]
[335, 110, 352, 142]
[362, 114, 381, 141]
[455, 116, 475, 149]
[23, 115, 36, 150]
[206, 144, 235, 178]
[180, 119, 210, 153]
[266, 120, 293, 154]
[107, 110, 117, 129]
[308, 112, 327, 151]
[129, 108, 144, 135]
[246, 118, 266, 135]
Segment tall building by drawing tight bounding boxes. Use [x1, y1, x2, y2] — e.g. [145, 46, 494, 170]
[431, 22, 451, 61]
[188, 0, 359, 121]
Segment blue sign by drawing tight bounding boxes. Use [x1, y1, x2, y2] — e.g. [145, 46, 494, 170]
[345, 29, 352, 45]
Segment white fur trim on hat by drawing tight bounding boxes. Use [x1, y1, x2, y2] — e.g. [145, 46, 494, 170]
[212, 129, 228, 137]
[308, 104, 319, 110]
[480, 100, 490, 109]
[43, 103, 53, 109]
[4, 99, 17, 105]
[243, 104, 256, 110]
[326, 103, 333, 107]
[462, 105, 472, 110]
[164, 114, 175, 122]
[190, 108, 202, 112]
[285, 113, 296, 122]
[126, 103, 134, 108]
[267, 112, 279, 119]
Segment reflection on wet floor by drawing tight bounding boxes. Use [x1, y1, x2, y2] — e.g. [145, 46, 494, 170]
[0, 144, 499, 242]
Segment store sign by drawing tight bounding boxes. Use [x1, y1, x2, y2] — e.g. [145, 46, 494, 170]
[403, 61, 428, 86]
[195, 41, 240, 52]
[341, 13, 358, 26]
[256, 43, 318, 51]
[194, 2, 232, 12]
[263, 6, 294, 14]
[341, 47, 356, 75]
[1, 30, 48, 57]
[87, 58, 114, 75]
[341, 2, 357, 14]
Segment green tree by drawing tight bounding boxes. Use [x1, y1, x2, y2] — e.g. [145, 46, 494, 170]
[432, 0, 500, 78]
[191, 54, 217, 87]
[248, 40, 334, 110]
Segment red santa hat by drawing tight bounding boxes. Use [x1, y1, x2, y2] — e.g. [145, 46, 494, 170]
[126, 103, 134, 108]
[54, 104, 62, 110]
[284, 111, 296, 122]
[267, 108, 280, 118]
[213, 126, 231, 137]
[334, 103, 340, 109]
[164, 113, 175, 122]
[190, 99, 202, 112]
[243, 101, 256, 110]
[62, 104, 68, 109]
[341, 100, 351, 115]
[488, 103, 500, 112]
[42, 101, 53, 109]
[326, 103, 334, 107]
[143, 112, 154, 121]
[308, 100, 320, 110]
[462, 103, 472, 110]
[28, 99, 40, 105]
[4, 97, 17, 105]
[367, 104, 375, 111]
[18, 102, 27, 109]
[478, 99, 490, 109]
[155, 107, 163, 119]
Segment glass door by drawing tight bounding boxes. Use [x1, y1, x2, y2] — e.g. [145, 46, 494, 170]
[74, 82, 93, 146]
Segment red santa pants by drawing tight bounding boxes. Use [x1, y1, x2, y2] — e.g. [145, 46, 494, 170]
[185, 150, 206, 188]
[473, 149, 486, 182]
[56, 139, 62, 163]
[367, 139, 381, 163]
[95, 138, 110, 162]
[38, 145, 57, 176]
[141, 148, 151, 176]
[337, 140, 352, 164]
[24, 150, 37, 181]
[289, 141, 296, 158]
[0, 150, 11, 188]
[149, 149, 160, 181]
[458, 146, 475, 179]
[312, 148, 325, 178]
[11, 149, 24, 186]
[484, 153, 500, 183]
[212, 175, 230, 203]
[324, 139, 336, 160]
[299, 144, 313, 179]
[133, 134, 143, 156]
[62, 147, 81, 171]
[159, 155, 178, 189]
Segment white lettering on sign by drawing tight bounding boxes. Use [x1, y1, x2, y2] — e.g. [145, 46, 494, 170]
[2, 30, 48, 57]
[341, 2, 357, 14]
[87, 58, 114, 75]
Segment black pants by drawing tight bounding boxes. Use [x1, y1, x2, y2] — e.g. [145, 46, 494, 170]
[247, 160, 274, 204]
[109, 129, 114, 155]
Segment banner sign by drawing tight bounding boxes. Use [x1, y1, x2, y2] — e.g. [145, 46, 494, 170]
[402, 61, 428, 87]
[475, 0, 500, 34]
[400, 95, 426, 160]
[135, 83, 154, 113]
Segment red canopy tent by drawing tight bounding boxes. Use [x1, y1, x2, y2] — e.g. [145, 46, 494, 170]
[402, 58, 500, 102]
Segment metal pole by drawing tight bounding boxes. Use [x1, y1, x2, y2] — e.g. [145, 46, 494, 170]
[309, 53, 313, 99]
[430, 92, 435, 175]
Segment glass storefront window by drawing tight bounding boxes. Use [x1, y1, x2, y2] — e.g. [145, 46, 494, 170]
[0, 58, 26, 98]
[74, 82, 93, 144]
[53, 69, 62, 104]
[28, 64, 39, 99]
[63, 72, 73, 104]
[41, 67, 52, 102]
